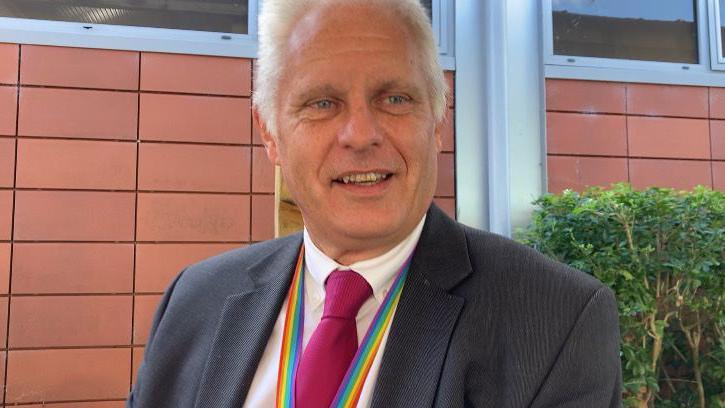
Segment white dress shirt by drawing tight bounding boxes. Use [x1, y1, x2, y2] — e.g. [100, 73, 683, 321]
[243, 216, 426, 408]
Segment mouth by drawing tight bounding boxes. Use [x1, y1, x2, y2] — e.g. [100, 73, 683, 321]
[333, 171, 393, 186]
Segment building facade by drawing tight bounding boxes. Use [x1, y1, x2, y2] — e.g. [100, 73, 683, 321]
[0, 0, 722, 405]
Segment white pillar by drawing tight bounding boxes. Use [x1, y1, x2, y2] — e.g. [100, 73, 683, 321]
[455, 0, 546, 236]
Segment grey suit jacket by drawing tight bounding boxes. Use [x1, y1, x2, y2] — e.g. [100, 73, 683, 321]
[128, 204, 622, 407]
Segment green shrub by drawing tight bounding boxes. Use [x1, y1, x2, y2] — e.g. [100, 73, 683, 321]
[518, 184, 724, 408]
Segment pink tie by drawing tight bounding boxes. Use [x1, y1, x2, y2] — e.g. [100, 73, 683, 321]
[295, 270, 373, 408]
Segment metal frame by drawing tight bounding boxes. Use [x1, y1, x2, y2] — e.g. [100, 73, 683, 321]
[0, 0, 455, 69]
[454, 0, 489, 231]
[542, 0, 725, 86]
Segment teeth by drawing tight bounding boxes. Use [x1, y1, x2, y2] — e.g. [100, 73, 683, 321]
[340, 172, 389, 184]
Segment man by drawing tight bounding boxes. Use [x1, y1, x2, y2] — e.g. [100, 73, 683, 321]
[128, 0, 622, 407]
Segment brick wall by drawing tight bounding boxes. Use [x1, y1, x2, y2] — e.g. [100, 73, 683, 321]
[546, 79, 725, 193]
[0, 43, 455, 405]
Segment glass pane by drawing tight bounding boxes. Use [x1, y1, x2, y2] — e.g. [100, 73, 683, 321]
[0, 0, 249, 34]
[552, 0, 697, 64]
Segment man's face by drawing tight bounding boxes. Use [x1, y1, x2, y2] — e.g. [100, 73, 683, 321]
[260, 3, 442, 261]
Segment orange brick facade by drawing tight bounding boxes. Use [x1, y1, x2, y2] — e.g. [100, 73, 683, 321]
[0, 43, 455, 405]
[546, 79, 725, 193]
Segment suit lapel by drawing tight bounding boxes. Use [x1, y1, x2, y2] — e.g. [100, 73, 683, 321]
[194, 234, 303, 408]
[370, 205, 472, 408]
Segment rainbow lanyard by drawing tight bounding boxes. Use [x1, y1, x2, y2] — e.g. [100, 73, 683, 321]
[275, 245, 412, 408]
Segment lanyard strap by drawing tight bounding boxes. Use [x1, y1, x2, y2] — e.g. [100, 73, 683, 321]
[275, 245, 412, 408]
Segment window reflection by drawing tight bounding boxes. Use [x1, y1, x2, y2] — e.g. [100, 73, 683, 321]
[0, 0, 249, 34]
[553, 0, 698, 64]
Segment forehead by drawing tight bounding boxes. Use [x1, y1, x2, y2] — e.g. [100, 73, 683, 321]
[280, 3, 422, 85]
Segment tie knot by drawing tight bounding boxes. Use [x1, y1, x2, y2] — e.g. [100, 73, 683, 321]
[323, 270, 372, 319]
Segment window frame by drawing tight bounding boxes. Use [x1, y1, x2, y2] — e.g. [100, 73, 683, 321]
[0, 0, 455, 69]
[542, 0, 725, 87]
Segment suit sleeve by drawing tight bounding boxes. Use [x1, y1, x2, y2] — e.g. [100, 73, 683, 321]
[530, 285, 623, 408]
[126, 269, 186, 408]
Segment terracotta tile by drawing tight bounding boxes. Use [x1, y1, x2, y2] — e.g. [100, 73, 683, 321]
[139, 93, 250, 144]
[433, 198, 456, 219]
[18, 87, 137, 140]
[24, 402, 126, 408]
[440, 108, 454, 153]
[141, 53, 251, 96]
[711, 120, 725, 160]
[12, 243, 133, 294]
[0, 137, 15, 187]
[6, 348, 131, 403]
[709, 87, 725, 119]
[547, 156, 628, 193]
[139, 143, 250, 192]
[252, 146, 275, 193]
[546, 112, 627, 156]
[0, 189, 12, 240]
[444, 70, 454, 108]
[0, 43, 19, 84]
[627, 83, 708, 118]
[132, 346, 145, 385]
[627, 117, 710, 159]
[133, 294, 162, 345]
[436, 152, 455, 197]
[21, 45, 139, 90]
[711, 162, 725, 191]
[629, 159, 712, 190]
[0, 297, 7, 347]
[14, 191, 135, 241]
[0, 85, 18, 136]
[0, 243, 9, 293]
[252, 195, 275, 241]
[137, 193, 250, 242]
[135, 243, 239, 292]
[545, 79, 625, 114]
[9, 295, 132, 348]
[16, 139, 136, 189]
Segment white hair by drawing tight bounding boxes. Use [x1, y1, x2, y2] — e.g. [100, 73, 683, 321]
[253, 0, 448, 137]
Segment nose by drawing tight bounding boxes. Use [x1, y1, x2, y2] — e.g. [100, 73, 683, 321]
[337, 102, 383, 150]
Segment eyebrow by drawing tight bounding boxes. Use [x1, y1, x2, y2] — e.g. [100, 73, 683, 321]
[373, 79, 423, 98]
[293, 84, 344, 105]
[291, 78, 423, 105]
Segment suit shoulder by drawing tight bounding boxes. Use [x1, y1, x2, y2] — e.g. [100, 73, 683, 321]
[459, 224, 604, 301]
[170, 233, 302, 299]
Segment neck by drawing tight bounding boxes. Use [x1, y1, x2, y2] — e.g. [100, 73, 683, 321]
[308, 234, 403, 265]
[305, 222, 423, 265]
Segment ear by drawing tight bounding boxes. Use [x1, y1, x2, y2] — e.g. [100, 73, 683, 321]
[253, 107, 281, 165]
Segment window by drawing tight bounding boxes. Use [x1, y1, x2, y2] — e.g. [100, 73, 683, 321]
[552, 0, 698, 64]
[0, 0, 250, 34]
[709, 0, 725, 69]
[0, 0, 455, 68]
[544, 0, 725, 87]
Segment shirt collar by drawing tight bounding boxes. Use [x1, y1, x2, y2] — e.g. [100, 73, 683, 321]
[303, 215, 426, 305]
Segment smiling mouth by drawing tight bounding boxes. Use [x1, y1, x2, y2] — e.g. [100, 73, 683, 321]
[334, 171, 391, 185]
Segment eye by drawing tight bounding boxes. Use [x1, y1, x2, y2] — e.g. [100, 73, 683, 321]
[377, 93, 415, 115]
[312, 99, 335, 109]
[300, 98, 339, 121]
[386, 95, 410, 105]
